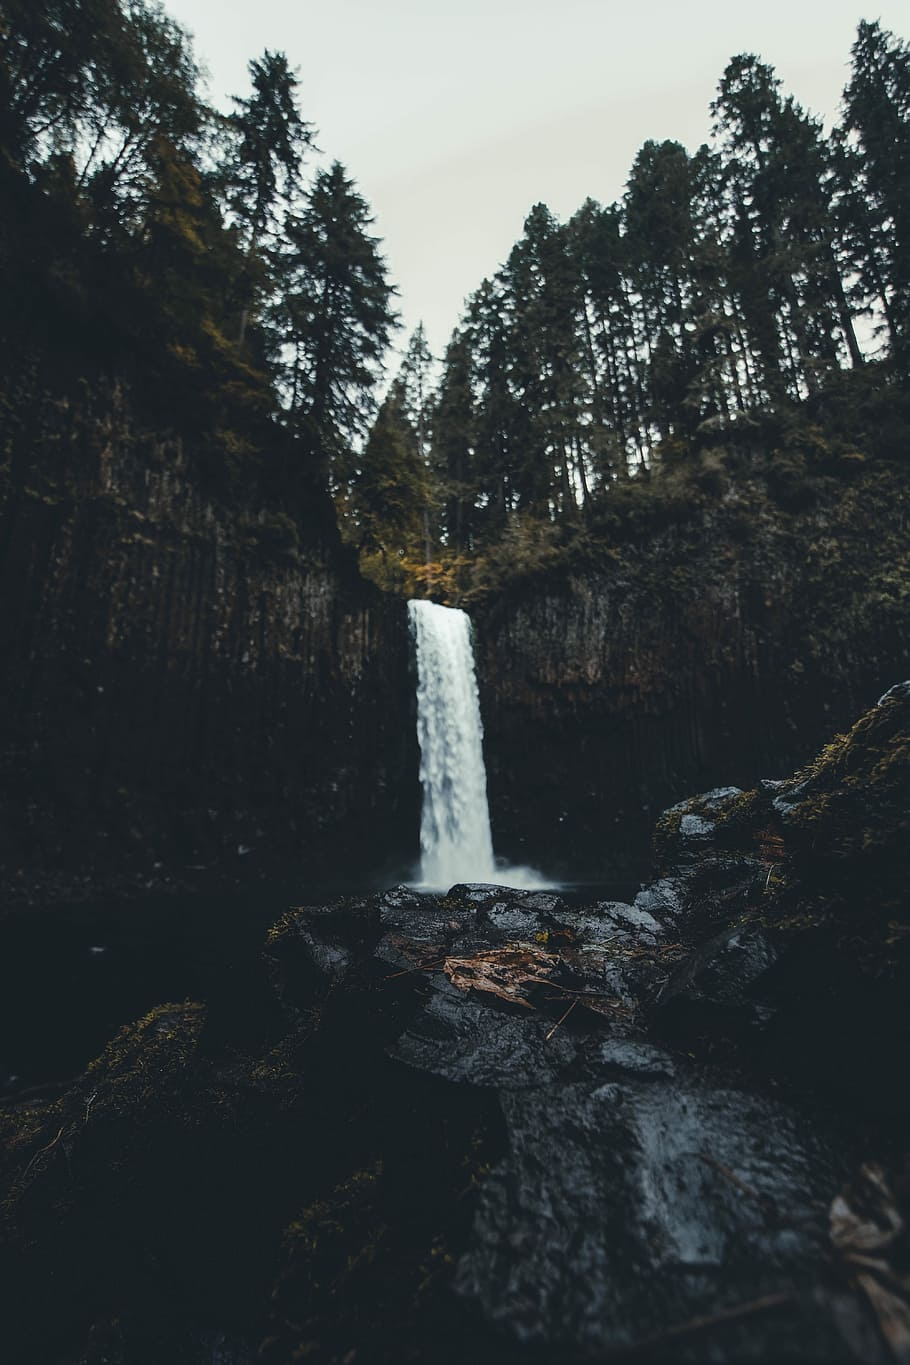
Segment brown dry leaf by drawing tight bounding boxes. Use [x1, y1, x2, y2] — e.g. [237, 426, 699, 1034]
[577, 995, 635, 1021]
[755, 826, 786, 864]
[855, 1274, 910, 1365]
[830, 1163, 904, 1254]
[443, 945, 555, 1008]
[831, 1164, 910, 1364]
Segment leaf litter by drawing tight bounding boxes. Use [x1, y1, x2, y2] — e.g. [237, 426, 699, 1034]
[830, 1163, 910, 1363]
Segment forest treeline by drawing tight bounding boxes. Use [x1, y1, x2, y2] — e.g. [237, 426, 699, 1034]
[0, 0, 397, 497]
[357, 19, 910, 596]
[1, 5, 909, 594]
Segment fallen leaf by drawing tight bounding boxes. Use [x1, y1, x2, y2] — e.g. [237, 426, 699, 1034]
[855, 1274, 910, 1365]
[830, 1163, 903, 1254]
[442, 945, 555, 1008]
[831, 1164, 910, 1363]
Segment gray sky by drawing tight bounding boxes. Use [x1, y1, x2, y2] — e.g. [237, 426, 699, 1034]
[168, 1, 907, 364]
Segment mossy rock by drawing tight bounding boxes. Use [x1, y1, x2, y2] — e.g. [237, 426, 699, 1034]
[2, 1002, 206, 1210]
[780, 684, 910, 917]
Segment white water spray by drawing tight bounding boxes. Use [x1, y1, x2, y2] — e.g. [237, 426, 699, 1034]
[408, 599, 545, 891]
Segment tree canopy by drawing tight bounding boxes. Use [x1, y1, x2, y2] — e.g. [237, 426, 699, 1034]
[2, 8, 909, 589]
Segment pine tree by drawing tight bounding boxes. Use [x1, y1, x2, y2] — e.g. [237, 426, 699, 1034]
[504, 203, 589, 512]
[711, 55, 856, 399]
[466, 275, 524, 532]
[223, 51, 314, 254]
[0, 0, 203, 224]
[276, 161, 399, 480]
[568, 198, 641, 474]
[624, 141, 700, 440]
[220, 50, 315, 343]
[396, 323, 435, 568]
[432, 328, 476, 552]
[348, 380, 429, 561]
[686, 144, 750, 424]
[397, 324, 433, 450]
[840, 20, 910, 373]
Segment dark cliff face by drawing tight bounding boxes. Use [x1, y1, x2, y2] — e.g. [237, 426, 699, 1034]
[0, 383, 419, 894]
[473, 466, 910, 880]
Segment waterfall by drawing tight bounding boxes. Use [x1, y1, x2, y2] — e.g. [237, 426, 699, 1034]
[408, 599, 544, 891]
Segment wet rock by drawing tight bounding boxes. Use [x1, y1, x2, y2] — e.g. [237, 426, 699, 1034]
[632, 876, 687, 926]
[482, 901, 547, 942]
[698, 785, 746, 811]
[600, 900, 664, 936]
[654, 786, 747, 866]
[447, 883, 514, 904]
[293, 927, 353, 986]
[772, 781, 811, 821]
[518, 892, 565, 914]
[679, 811, 716, 842]
[877, 679, 910, 705]
[376, 888, 467, 943]
[658, 920, 781, 1028]
[388, 973, 578, 1089]
[376, 885, 429, 922]
[456, 1069, 852, 1359]
[597, 1037, 677, 1077]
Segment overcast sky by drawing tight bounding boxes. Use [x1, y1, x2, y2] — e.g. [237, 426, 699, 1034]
[168, 1, 907, 364]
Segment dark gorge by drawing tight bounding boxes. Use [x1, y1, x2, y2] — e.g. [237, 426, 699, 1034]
[2, 5, 910, 1364]
[1, 393, 907, 893]
[1, 371, 909, 1365]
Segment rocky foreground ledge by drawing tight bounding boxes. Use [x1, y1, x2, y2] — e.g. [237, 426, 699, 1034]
[2, 688, 909, 1364]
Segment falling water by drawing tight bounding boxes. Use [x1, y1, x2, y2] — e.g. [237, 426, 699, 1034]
[408, 599, 544, 891]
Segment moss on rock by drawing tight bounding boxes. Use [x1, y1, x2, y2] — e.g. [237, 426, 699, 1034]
[778, 684, 910, 925]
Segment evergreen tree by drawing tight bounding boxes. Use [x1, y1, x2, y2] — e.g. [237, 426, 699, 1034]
[504, 203, 589, 512]
[1, 0, 203, 221]
[397, 323, 434, 451]
[466, 275, 524, 532]
[396, 323, 435, 566]
[223, 51, 314, 253]
[711, 55, 856, 399]
[568, 198, 642, 474]
[348, 380, 429, 560]
[686, 144, 751, 423]
[624, 141, 700, 439]
[276, 161, 398, 478]
[1, 0, 132, 170]
[432, 328, 476, 552]
[840, 20, 910, 373]
[711, 55, 792, 398]
[220, 50, 315, 342]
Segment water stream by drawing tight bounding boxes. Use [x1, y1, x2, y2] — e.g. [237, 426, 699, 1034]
[408, 599, 545, 891]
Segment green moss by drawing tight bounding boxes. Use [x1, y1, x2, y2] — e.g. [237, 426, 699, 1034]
[266, 907, 305, 948]
[2, 1003, 207, 1206]
[760, 691, 910, 971]
[712, 789, 769, 843]
[651, 807, 683, 864]
[717, 790, 761, 823]
[248, 1033, 307, 1088]
[786, 694, 910, 853]
[81, 1001, 206, 1103]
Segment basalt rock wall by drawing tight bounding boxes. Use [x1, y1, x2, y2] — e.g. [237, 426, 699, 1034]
[0, 382, 419, 893]
[473, 467, 910, 880]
